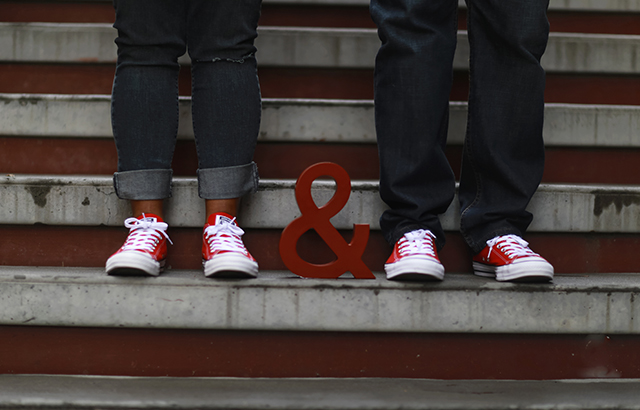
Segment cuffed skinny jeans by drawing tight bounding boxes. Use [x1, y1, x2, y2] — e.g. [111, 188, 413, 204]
[370, 0, 549, 254]
[111, 0, 261, 201]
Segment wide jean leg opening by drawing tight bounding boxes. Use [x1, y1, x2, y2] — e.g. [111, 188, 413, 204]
[459, 0, 549, 254]
[371, 0, 458, 249]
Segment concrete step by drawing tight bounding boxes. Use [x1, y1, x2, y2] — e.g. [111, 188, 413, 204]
[1, 266, 639, 334]
[3, 94, 640, 183]
[3, 94, 640, 148]
[1, 267, 640, 378]
[1, 375, 640, 409]
[2, 24, 639, 75]
[3, 175, 640, 273]
[1, 175, 638, 234]
[1, 95, 377, 143]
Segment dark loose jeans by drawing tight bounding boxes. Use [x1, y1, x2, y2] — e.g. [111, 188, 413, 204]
[370, 0, 550, 254]
[111, 0, 262, 201]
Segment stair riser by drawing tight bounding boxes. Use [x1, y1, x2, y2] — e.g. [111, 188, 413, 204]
[2, 226, 640, 274]
[2, 65, 639, 104]
[3, 2, 640, 35]
[5, 139, 640, 184]
[0, 326, 637, 379]
[0, 139, 381, 180]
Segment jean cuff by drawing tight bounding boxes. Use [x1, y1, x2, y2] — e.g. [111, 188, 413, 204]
[113, 169, 173, 200]
[197, 162, 259, 199]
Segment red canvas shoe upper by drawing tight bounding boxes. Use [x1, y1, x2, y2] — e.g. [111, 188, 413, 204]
[109, 213, 170, 262]
[202, 212, 256, 263]
[386, 229, 441, 265]
[472, 234, 547, 267]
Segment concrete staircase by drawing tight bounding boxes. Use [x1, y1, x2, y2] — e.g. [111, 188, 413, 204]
[1, 0, 640, 408]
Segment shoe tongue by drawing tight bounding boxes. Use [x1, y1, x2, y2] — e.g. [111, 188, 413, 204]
[138, 213, 161, 223]
[210, 213, 236, 226]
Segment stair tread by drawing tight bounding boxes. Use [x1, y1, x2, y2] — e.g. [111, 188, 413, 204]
[0, 266, 638, 334]
[2, 93, 640, 147]
[2, 23, 639, 74]
[2, 374, 640, 410]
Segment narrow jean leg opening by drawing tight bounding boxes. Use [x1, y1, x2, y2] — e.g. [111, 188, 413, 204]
[184, 0, 262, 201]
[197, 163, 259, 200]
[114, 169, 173, 200]
[111, 0, 186, 201]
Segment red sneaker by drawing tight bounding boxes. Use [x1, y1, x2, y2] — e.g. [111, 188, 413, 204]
[106, 213, 171, 276]
[202, 212, 258, 278]
[472, 234, 554, 282]
[385, 229, 445, 281]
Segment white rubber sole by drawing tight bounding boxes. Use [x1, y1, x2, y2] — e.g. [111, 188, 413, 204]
[105, 251, 163, 277]
[473, 259, 554, 282]
[203, 253, 258, 279]
[385, 256, 445, 281]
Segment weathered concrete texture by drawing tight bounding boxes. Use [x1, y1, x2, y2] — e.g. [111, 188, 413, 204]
[0, 266, 639, 334]
[1, 24, 639, 74]
[256, 27, 378, 69]
[0, 23, 116, 63]
[544, 33, 640, 74]
[2, 375, 640, 410]
[0, 94, 379, 143]
[542, 103, 640, 147]
[3, 94, 640, 148]
[3, 175, 640, 233]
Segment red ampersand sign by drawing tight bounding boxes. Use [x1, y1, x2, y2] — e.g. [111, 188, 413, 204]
[279, 162, 374, 279]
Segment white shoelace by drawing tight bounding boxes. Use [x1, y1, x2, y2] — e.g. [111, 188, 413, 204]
[486, 234, 537, 259]
[398, 229, 437, 257]
[204, 217, 248, 255]
[121, 215, 172, 252]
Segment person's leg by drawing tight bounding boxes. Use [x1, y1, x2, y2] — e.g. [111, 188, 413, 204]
[186, 0, 262, 278]
[460, 0, 553, 281]
[371, 0, 458, 280]
[371, 0, 458, 250]
[111, 0, 187, 212]
[107, 0, 187, 276]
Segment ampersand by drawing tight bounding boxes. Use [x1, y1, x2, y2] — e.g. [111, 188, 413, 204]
[279, 162, 374, 279]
